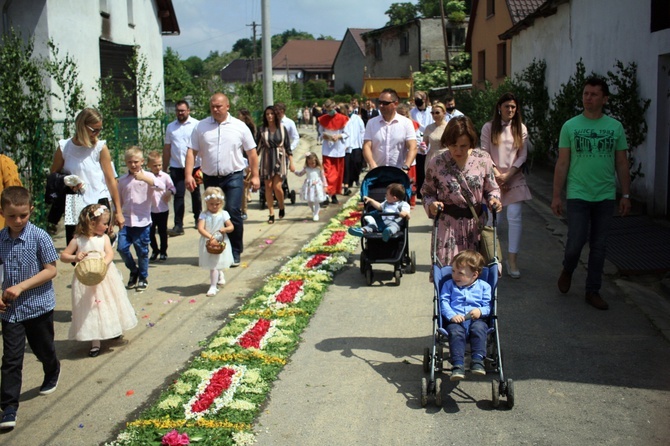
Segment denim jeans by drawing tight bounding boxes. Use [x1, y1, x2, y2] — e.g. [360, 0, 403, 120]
[1, 311, 60, 412]
[169, 167, 202, 228]
[563, 199, 615, 293]
[204, 171, 244, 258]
[117, 224, 151, 280]
[447, 319, 488, 365]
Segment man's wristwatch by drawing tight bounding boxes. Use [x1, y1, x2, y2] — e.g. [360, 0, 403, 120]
[622, 194, 630, 199]
[401, 164, 410, 171]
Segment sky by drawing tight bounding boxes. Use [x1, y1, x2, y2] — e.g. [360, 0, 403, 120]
[162, 0, 400, 59]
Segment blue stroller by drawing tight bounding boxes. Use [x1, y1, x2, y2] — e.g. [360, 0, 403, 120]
[421, 208, 514, 408]
[356, 166, 416, 286]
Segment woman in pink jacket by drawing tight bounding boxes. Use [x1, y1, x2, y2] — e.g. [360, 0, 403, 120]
[480, 92, 532, 279]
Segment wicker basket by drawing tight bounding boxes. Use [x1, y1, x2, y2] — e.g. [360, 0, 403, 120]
[206, 238, 226, 255]
[75, 251, 108, 286]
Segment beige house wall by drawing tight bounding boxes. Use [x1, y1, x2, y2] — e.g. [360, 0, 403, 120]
[470, 0, 513, 89]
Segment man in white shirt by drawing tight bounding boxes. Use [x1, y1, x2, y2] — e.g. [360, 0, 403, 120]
[444, 95, 465, 122]
[163, 100, 200, 236]
[343, 103, 365, 192]
[410, 90, 433, 133]
[274, 102, 300, 153]
[362, 88, 417, 173]
[185, 93, 260, 266]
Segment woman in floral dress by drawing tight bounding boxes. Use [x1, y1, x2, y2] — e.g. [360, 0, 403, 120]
[421, 116, 502, 274]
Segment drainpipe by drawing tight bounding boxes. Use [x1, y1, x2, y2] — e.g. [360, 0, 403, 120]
[3, 0, 13, 35]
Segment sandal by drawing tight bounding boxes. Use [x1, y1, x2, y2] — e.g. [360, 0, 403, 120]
[89, 346, 100, 357]
[279, 208, 285, 219]
[268, 214, 275, 224]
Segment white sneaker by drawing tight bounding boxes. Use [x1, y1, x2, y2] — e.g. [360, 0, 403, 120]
[206, 286, 218, 297]
[217, 272, 226, 286]
[313, 214, 319, 221]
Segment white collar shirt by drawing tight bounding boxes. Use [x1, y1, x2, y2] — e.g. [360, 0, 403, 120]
[363, 113, 416, 168]
[118, 171, 157, 227]
[165, 116, 200, 168]
[344, 113, 365, 150]
[410, 106, 434, 133]
[281, 116, 300, 151]
[190, 115, 257, 177]
[445, 109, 465, 122]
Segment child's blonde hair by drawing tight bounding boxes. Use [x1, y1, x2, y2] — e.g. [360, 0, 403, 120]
[147, 150, 162, 164]
[74, 203, 110, 237]
[203, 186, 225, 204]
[451, 250, 485, 275]
[124, 146, 144, 160]
[303, 152, 322, 169]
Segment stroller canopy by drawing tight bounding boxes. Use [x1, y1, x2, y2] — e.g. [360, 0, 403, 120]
[360, 166, 412, 200]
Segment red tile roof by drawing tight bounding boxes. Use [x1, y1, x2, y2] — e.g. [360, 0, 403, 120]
[506, 0, 546, 24]
[272, 40, 342, 71]
[347, 28, 373, 55]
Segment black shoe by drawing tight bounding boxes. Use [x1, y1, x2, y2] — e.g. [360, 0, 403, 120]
[231, 254, 241, 267]
[126, 272, 139, 289]
[88, 346, 100, 358]
[331, 195, 339, 204]
[320, 199, 329, 207]
[279, 208, 285, 219]
[343, 188, 352, 196]
[159, 254, 167, 262]
[167, 226, 184, 237]
[0, 410, 16, 430]
[136, 279, 148, 292]
[39, 368, 60, 395]
[149, 252, 159, 262]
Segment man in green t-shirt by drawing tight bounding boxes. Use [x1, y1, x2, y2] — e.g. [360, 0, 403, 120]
[551, 77, 631, 310]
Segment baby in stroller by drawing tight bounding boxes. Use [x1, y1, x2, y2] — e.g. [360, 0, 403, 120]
[440, 250, 491, 381]
[348, 183, 410, 242]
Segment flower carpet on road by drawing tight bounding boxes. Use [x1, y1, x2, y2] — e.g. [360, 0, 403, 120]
[107, 198, 361, 445]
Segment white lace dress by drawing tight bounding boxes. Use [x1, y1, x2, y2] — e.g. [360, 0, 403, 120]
[198, 210, 234, 270]
[69, 235, 138, 341]
[295, 167, 327, 203]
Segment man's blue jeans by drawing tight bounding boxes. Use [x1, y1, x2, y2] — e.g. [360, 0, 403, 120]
[563, 199, 615, 293]
[117, 224, 151, 280]
[204, 171, 244, 258]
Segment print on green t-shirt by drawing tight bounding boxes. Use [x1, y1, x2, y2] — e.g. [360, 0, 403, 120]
[558, 114, 628, 202]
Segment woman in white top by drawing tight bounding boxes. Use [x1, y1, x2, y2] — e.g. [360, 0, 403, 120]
[51, 108, 123, 243]
[417, 102, 448, 199]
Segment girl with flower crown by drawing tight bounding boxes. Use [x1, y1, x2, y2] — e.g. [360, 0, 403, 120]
[197, 187, 234, 296]
[60, 204, 137, 357]
[293, 152, 328, 221]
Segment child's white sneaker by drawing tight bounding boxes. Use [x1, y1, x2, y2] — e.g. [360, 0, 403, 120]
[206, 286, 218, 297]
[313, 214, 319, 221]
[217, 272, 226, 286]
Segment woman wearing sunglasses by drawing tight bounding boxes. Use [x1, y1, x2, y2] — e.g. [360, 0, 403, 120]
[51, 107, 123, 244]
[416, 101, 449, 198]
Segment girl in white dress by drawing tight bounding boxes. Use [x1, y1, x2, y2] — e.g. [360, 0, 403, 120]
[197, 187, 234, 296]
[293, 152, 328, 221]
[60, 204, 137, 357]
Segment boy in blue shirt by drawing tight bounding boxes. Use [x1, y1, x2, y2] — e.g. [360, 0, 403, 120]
[0, 186, 60, 430]
[440, 250, 491, 381]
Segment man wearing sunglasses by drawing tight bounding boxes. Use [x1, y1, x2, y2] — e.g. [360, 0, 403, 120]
[362, 88, 417, 174]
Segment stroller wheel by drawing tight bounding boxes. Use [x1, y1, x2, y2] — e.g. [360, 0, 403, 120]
[420, 377, 428, 407]
[359, 252, 367, 274]
[408, 251, 417, 274]
[492, 379, 501, 408]
[365, 267, 374, 286]
[506, 379, 515, 409]
[422, 347, 430, 373]
[435, 377, 443, 407]
[394, 270, 401, 286]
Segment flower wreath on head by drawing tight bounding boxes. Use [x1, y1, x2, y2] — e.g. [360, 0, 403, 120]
[302, 151, 313, 160]
[204, 194, 225, 202]
[91, 205, 108, 218]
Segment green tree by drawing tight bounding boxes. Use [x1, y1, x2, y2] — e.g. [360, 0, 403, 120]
[385, 2, 418, 25]
[164, 47, 197, 103]
[270, 29, 314, 53]
[44, 40, 86, 138]
[232, 38, 256, 58]
[183, 55, 204, 77]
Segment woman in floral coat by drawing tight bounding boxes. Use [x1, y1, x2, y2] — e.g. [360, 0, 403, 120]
[421, 116, 502, 275]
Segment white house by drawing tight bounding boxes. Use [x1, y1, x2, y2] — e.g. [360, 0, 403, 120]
[0, 0, 178, 120]
[503, 0, 670, 216]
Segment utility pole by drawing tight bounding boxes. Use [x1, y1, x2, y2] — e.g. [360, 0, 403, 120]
[440, 0, 453, 94]
[285, 55, 290, 83]
[261, 0, 273, 107]
[246, 21, 258, 82]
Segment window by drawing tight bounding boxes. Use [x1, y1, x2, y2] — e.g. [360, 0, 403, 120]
[486, 0, 495, 17]
[400, 32, 409, 55]
[478, 50, 486, 82]
[127, 0, 135, 27]
[651, 0, 670, 32]
[99, 0, 110, 18]
[374, 39, 382, 60]
[497, 43, 507, 77]
[447, 27, 466, 48]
